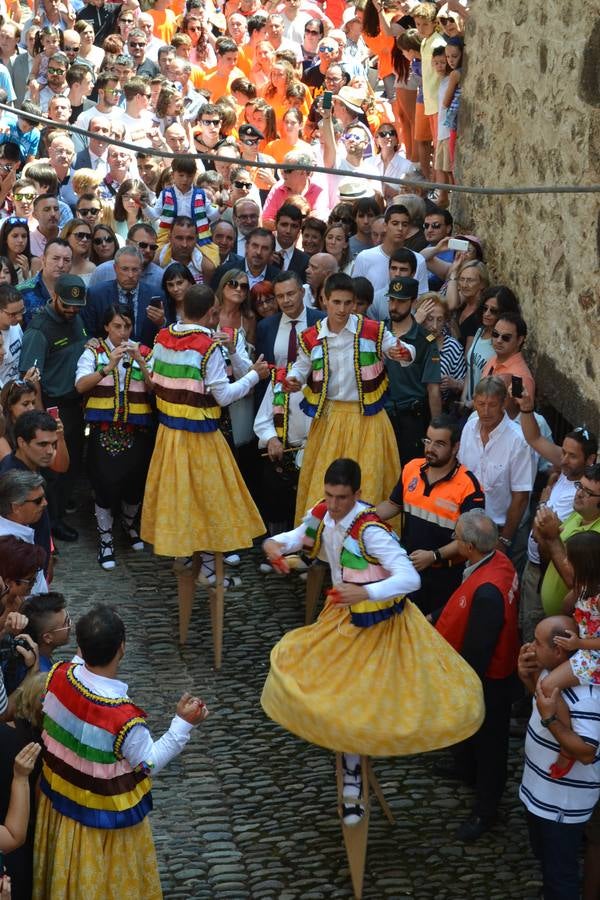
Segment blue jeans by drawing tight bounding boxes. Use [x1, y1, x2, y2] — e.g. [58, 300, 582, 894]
[526, 811, 585, 899]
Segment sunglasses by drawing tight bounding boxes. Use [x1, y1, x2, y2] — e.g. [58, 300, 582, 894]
[104, 88, 122, 96]
[93, 235, 115, 245]
[128, 41, 146, 47]
[378, 129, 396, 138]
[482, 303, 499, 313]
[342, 133, 364, 143]
[234, 180, 252, 189]
[12, 194, 35, 202]
[228, 279, 248, 290]
[319, 45, 335, 52]
[200, 118, 221, 126]
[136, 241, 158, 251]
[574, 426, 591, 439]
[73, 231, 91, 240]
[119, 18, 134, 24]
[240, 137, 259, 145]
[491, 329, 515, 343]
[78, 207, 100, 216]
[424, 222, 443, 229]
[22, 495, 46, 506]
[6, 215, 27, 224]
[305, 27, 321, 34]
[438, 17, 453, 25]
[48, 67, 66, 75]
[64, 45, 80, 51]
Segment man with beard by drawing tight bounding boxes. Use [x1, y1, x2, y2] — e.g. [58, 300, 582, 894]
[377, 415, 485, 615]
[382, 277, 442, 466]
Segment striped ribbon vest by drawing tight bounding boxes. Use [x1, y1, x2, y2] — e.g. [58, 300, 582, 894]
[40, 662, 153, 830]
[159, 186, 213, 249]
[152, 326, 221, 432]
[84, 341, 153, 426]
[303, 500, 405, 627]
[298, 315, 389, 419]
[271, 366, 291, 445]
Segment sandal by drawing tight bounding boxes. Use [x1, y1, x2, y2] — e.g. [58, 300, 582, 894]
[97, 527, 116, 571]
[341, 757, 365, 827]
[196, 554, 242, 589]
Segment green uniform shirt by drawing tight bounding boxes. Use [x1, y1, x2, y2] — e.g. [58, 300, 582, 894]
[540, 511, 600, 615]
[384, 318, 441, 409]
[20, 303, 88, 401]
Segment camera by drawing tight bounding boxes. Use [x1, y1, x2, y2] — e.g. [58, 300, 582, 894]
[0, 634, 30, 663]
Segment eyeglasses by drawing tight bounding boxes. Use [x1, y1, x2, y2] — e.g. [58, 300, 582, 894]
[78, 207, 100, 216]
[21, 494, 46, 506]
[324, 75, 342, 84]
[234, 180, 252, 189]
[228, 280, 249, 291]
[6, 216, 27, 224]
[482, 303, 498, 313]
[491, 329, 515, 343]
[93, 235, 115, 245]
[48, 67, 66, 75]
[319, 45, 335, 53]
[200, 118, 221, 126]
[424, 221, 443, 229]
[128, 41, 146, 47]
[422, 437, 449, 449]
[574, 481, 600, 499]
[72, 231, 91, 240]
[47, 612, 72, 633]
[12, 194, 35, 202]
[378, 129, 396, 138]
[256, 296, 275, 306]
[14, 575, 37, 588]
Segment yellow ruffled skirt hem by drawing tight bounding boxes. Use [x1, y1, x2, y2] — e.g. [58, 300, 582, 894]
[261, 598, 484, 757]
[294, 401, 400, 525]
[141, 425, 265, 556]
[32, 793, 162, 900]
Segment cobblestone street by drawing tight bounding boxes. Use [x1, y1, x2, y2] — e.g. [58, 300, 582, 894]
[54, 498, 545, 900]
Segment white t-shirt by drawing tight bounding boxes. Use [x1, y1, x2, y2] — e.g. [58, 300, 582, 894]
[437, 76, 451, 141]
[352, 244, 429, 295]
[0, 324, 23, 385]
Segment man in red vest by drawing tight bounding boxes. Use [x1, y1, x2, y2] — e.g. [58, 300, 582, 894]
[434, 509, 519, 843]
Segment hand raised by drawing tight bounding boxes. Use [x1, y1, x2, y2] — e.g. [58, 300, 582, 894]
[13, 742, 41, 778]
[176, 692, 209, 725]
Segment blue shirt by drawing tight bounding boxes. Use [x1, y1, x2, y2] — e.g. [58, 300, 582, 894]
[17, 272, 51, 325]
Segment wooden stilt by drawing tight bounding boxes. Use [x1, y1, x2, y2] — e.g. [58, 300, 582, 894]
[304, 562, 326, 624]
[336, 754, 394, 899]
[208, 552, 225, 670]
[176, 554, 200, 644]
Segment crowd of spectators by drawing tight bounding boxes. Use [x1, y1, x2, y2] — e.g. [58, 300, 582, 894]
[0, 0, 597, 897]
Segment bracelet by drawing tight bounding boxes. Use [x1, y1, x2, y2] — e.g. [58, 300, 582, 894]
[540, 713, 558, 728]
[432, 549, 443, 564]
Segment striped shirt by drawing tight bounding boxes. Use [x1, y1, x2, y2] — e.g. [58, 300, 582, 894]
[0, 670, 6, 716]
[440, 334, 466, 400]
[519, 676, 600, 823]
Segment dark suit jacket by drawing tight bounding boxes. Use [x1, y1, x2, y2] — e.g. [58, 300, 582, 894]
[254, 307, 325, 405]
[286, 248, 310, 281]
[210, 254, 281, 291]
[82, 280, 165, 347]
[74, 148, 92, 170]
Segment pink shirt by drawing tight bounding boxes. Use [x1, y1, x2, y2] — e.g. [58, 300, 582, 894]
[262, 181, 329, 223]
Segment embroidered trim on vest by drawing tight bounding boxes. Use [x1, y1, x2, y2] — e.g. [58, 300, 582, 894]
[84, 341, 153, 426]
[272, 366, 291, 445]
[153, 326, 222, 432]
[160, 187, 213, 247]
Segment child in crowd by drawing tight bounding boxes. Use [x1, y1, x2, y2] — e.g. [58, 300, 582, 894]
[26, 26, 61, 102]
[432, 45, 452, 207]
[444, 36, 464, 166]
[539, 532, 600, 778]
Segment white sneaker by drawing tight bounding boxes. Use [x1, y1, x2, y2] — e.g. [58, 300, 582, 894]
[224, 553, 241, 566]
[259, 562, 273, 574]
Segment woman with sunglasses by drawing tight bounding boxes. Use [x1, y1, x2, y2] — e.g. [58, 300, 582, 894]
[90, 224, 118, 266]
[373, 122, 416, 202]
[161, 262, 196, 324]
[182, 12, 217, 70]
[59, 219, 96, 284]
[110, 180, 153, 241]
[9, 181, 37, 225]
[462, 286, 521, 407]
[0, 219, 32, 284]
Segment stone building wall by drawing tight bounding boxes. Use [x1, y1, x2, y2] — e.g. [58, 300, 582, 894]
[453, 0, 600, 430]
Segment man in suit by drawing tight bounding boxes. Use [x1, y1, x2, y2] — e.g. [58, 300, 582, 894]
[272, 204, 310, 281]
[88, 224, 163, 293]
[82, 247, 165, 347]
[254, 271, 325, 534]
[211, 227, 281, 290]
[74, 116, 110, 177]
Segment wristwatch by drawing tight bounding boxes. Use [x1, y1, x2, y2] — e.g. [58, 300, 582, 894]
[540, 714, 558, 728]
[498, 536, 512, 548]
[432, 549, 443, 564]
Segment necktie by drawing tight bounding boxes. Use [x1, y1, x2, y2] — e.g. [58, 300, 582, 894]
[125, 290, 137, 337]
[287, 320, 298, 364]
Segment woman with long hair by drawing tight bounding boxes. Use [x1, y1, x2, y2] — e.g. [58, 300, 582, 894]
[59, 219, 96, 283]
[0, 218, 31, 284]
[215, 268, 256, 348]
[447, 259, 490, 351]
[110, 180, 152, 241]
[250, 281, 277, 321]
[372, 121, 416, 202]
[264, 108, 312, 163]
[74, 20, 104, 72]
[161, 262, 196, 324]
[0, 257, 18, 286]
[182, 11, 217, 69]
[263, 61, 308, 127]
[252, 40, 276, 93]
[75, 304, 154, 569]
[0, 381, 69, 471]
[245, 98, 278, 147]
[462, 285, 520, 406]
[324, 222, 351, 273]
[89, 224, 119, 266]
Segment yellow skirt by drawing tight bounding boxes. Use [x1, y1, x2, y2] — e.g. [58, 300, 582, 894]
[141, 425, 265, 557]
[32, 793, 162, 900]
[261, 598, 484, 757]
[294, 401, 400, 525]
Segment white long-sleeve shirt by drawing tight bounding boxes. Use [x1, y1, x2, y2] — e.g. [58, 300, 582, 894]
[68, 657, 193, 775]
[254, 381, 311, 448]
[287, 314, 414, 402]
[274, 501, 421, 602]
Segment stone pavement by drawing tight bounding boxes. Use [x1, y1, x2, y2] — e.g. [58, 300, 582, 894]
[53, 499, 546, 900]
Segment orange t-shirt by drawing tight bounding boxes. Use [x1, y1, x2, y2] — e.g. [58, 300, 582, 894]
[264, 137, 313, 163]
[236, 46, 254, 77]
[363, 31, 395, 80]
[202, 67, 245, 102]
[148, 9, 178, 43]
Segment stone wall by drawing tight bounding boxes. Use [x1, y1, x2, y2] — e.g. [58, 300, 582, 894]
[453, 0, 600, 431]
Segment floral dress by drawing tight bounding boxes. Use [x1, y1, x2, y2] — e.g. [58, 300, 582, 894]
[570, 592, 600, 684]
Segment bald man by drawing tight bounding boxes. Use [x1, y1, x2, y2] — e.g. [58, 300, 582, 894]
[303, 252, 338, 308]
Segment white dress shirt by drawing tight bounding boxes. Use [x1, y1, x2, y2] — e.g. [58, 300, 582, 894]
[254, 381, 311, 448]
[287, 314, 414, 402]
[458, 412, 533, 526]
[66, 657, 193, 775]
[273, 309, 308, 367]
[274, 501, 421, 601]
[274, 240, 294, 271]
